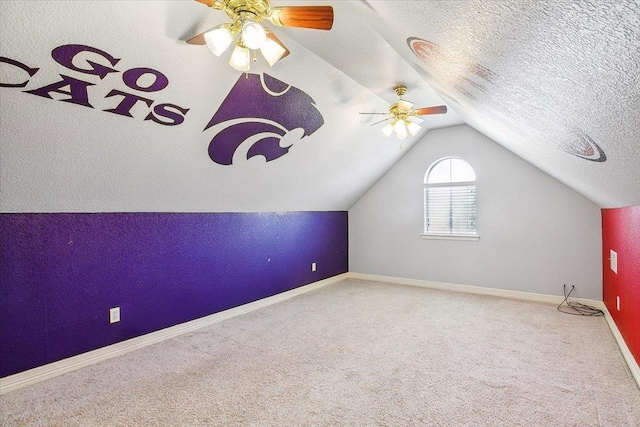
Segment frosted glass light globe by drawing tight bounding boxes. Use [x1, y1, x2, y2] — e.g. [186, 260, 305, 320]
[229, 44, 250, 72]
[393, 119, 408, 139]
[204, 25, 234, 56]
[241, 21, 267, 50]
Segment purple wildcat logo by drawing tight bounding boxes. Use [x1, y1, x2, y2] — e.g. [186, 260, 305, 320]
[204, 74, 324, 165]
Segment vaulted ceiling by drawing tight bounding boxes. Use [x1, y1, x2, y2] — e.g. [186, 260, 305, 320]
[1, 0, 638, 212]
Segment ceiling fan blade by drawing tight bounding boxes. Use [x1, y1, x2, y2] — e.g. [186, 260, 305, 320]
[186, 28, 212, 45]
[359, 112, 389, 115]
[414, 105, 448, 115]
[272, 6, 334, 30]
[398, 100, 414, 112]
[195, 0, 217, 6]
[370, 118, 392, 126]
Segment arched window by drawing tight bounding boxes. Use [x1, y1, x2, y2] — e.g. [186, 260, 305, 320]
[423, 157, 477, 239]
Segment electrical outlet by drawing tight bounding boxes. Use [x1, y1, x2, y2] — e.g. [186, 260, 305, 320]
[617, 296, 620, 311]
[109, 307, 120, 324]
[311, 262, 317, 272]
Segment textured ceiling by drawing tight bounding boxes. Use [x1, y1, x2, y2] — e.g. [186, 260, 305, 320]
[0, 0, 638, 212]
[363, 0, 640, 208]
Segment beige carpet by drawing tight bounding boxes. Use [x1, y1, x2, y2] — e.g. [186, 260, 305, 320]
[2, 279, 639, 426]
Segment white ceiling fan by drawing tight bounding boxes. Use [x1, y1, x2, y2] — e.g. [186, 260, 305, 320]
[187, 0, 334, 71]
[360, 86, 448, 139]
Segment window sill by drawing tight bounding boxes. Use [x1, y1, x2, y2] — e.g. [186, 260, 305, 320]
[421, 234, 480, 241]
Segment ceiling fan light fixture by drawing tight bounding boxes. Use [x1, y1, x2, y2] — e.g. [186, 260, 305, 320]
[260, 30, 289, 66]
[393, 119, 408, 138]
[190, 1, 334, 71]
[229, 43, 251, 71]
[381, 123, 394, 137]
[407, 115, 423, 124]
[204, 24, 235, 56]
[241, 20, 267, 50]
[407, 121, 421, 136]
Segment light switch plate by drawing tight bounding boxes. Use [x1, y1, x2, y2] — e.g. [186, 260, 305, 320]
[610, 249, 617, 274]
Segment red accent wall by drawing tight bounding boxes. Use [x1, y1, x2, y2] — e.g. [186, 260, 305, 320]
[602, 206, 640, 365]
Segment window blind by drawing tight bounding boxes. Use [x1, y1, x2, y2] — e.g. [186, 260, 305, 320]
[424, 183, 476, 235]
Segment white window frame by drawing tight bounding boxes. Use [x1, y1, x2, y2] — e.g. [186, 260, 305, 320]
[422, 157, 479, 241]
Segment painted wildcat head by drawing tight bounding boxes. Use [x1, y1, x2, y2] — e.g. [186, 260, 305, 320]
[204, 74, 324, 165]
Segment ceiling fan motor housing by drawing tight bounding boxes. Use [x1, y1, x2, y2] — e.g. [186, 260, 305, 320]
[394, 86, 408, 97]
[206, 0, 272, 25]
[389, 103, 409, 120]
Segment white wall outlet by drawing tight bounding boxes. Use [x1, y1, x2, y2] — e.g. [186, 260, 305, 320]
[311, 262, 317, 272]
[610, 249, 617, 274]
[617, 296, 620, 311]
[109, 307, 120, 324]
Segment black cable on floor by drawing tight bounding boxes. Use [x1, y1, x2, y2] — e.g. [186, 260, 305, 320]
[557, 284, 604, 316]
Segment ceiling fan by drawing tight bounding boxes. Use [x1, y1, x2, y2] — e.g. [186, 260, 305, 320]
[187, 0, 334, 72]
[361, 86, 448, 139]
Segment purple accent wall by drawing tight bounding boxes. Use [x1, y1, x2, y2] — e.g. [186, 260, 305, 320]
[0, 212, 348, 378]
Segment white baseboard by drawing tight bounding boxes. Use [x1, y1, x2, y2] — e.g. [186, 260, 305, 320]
[347, 272, 604, 308]
[602, 305, 640, 389]
[347, 272, 639, 390]
[0, 273, 348, 395]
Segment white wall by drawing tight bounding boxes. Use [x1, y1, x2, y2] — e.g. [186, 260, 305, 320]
[349, 125, 603, 300]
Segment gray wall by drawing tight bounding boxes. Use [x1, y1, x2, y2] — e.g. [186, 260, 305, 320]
[349, 125, 603, 300]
